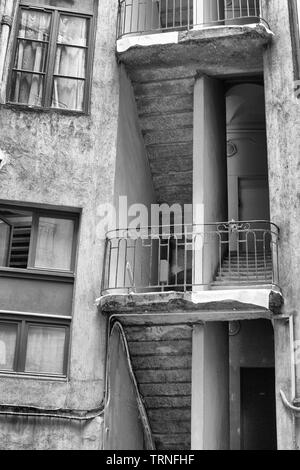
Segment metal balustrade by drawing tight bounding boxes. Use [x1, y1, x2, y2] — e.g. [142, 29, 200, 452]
[117, 0, 261, 38]
[101, 220, 279, 294]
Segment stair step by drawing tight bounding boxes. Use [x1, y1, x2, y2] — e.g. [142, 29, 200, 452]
[215, 280, 273, 285]
[217, 270, 272, 276]
[211, 284, 274, 290]
[153, 433, 191, 451]
[219, 266, 272, 272]
[125, 323, 192, 451]
[218, 272, 273, 278]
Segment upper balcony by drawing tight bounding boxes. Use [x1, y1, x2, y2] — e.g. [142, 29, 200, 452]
[118, 0, 261, 38]
[101, 220, 280, 296]
[116, 0, 273, 76]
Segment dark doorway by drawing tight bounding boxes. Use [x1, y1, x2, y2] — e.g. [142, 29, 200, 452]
[241, 368, 277, 450]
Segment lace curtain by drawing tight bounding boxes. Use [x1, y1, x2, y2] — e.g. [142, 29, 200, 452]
[52, 15, 87, 110]
[11, 10, 87, 111]
[34, 217, 74, 271]
[25, 325, 66, 375]
[0, 324, 17, 371]
[12, 10, 50, 106]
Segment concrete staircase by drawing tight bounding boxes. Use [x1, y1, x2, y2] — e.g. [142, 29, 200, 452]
[123, 323, 192, 450]
[211, 251, 274, 289]
[133, 73, 194, 207]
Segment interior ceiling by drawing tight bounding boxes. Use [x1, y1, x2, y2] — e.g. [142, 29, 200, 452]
[226, 83, 266, 129]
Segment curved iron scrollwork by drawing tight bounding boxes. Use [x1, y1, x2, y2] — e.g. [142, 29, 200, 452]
[217, 220, 251, 233]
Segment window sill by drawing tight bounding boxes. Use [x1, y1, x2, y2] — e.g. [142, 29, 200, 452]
[0, 267, 75, 283]
[0, 372, 68, 382]
[2, 102, 89, 117]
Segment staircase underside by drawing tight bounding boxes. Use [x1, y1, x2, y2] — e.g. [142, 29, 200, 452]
[123, 323, 193, 450]
[133, 74, 194, 207]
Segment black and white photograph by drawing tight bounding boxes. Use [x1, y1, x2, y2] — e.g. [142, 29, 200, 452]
[0, 0, 299, 454]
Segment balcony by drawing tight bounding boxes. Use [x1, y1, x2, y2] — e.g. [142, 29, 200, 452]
[101, 220, 280, 295]
[116, 0, 272, 78]
[117, 0, 262, 38]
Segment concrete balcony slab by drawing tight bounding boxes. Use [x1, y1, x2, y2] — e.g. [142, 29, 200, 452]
[117, 24, 273, 77]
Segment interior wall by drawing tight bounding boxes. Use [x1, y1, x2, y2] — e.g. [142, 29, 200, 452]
[115, 65, 156, 215]
[229, 319, 275, 450]
[226, 84, 268, 222]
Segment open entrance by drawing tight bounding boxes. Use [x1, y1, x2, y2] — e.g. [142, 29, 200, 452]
[229, 319, 277, 450]
[226, 82, 269, 226]
[241, 368, 277, 450]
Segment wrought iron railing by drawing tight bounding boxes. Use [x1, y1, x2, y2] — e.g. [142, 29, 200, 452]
[117, 0, 262, 38]
[101, 220, 279, 294]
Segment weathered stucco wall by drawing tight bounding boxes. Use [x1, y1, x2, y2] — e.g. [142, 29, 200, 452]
[262, 0, 300, 450]
[115, 65, 156, 220]
[0, 0, 120, 449]
[0, 415, 103, 450]
[104, 324, 146, 450]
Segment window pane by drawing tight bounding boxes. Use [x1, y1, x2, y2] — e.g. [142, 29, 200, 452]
[21, 0, 94, 14]
[54, 46, 86, 78]
[14, 40, 48, 73]
[34, 217, 75, 271]
[0, 220, 11, 267]
[58, 16, 88, 46]
[52, 77, 84, 111]
[18, 10, 51, 41]
[25, 325, 66, 375]
[0, 323, 18, 371]
[10, 72, 44, 106]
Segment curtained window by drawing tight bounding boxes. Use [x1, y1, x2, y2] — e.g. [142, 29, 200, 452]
[0, 318, 69, 377]
[9, 1, 95, 112]
[34, 217, 75, 271]
[0, 323, 18, 371]
[25, 324, 67, 375]
[0, 205, 78, 272]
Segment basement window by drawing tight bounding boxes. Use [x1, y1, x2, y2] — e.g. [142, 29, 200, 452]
[8, 0, 97, 112]
[0, 205, 78, 273]
[0, 316, 70, 377]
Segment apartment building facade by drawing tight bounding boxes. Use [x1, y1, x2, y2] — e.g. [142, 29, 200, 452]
[0, 0, 299, 450]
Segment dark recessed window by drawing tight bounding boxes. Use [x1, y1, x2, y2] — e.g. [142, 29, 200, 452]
[8, 0, 96, 112]
[0, 206, 78, 273]
[0, 317, 70, 377]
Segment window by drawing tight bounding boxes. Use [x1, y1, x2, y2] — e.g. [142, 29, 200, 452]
[0, 317, 69, 377]
[8, 0, 96, 112]
[0, 205, 78, 273]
